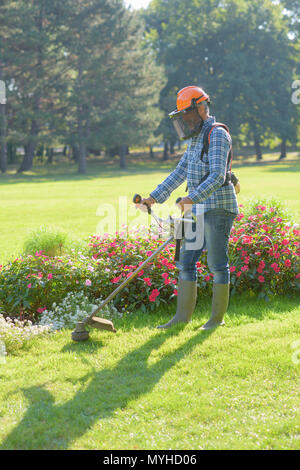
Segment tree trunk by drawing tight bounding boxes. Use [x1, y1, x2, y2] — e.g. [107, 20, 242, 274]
[17, 120, 38, 172]
[163, 141, 169, 160]
[72, 144, 79, 162]
[254, 133, 262, 161]
[7, 143, 17, 164]
[279, 138, 287, 160]
[47, 147, 54, 164]
[77, 53, 87, 174]
[149, 145, 154, 159]
[170, 141, 175, 154]
[120, 144, 127, 169]
[78, 138, 86, 174]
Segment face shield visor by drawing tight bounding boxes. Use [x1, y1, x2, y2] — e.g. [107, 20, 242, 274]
[169, 104, 204, 140]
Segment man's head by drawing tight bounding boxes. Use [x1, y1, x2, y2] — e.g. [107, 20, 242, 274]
[169, 86, 210, 140]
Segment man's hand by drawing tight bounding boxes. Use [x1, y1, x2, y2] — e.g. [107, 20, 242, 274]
[141, 196, 156, 207]
[176, 196, 193, 213]
[234, 182, 240, 194]
[137, 196, 156, 212]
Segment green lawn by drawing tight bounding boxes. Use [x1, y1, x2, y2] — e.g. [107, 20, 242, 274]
[0, 295, 299, 450]
[0, 151, 299, 450]
[0, 151, 299, 264]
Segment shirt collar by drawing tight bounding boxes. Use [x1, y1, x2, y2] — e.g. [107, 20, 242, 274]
[202, 115, 216, 129]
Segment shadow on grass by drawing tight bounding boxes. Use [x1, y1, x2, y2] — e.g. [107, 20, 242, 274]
[0, 161, 175, 186]
[1, 326, 214, 450]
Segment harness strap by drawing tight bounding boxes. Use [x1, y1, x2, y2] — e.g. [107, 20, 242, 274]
[185, 122, 233, 192]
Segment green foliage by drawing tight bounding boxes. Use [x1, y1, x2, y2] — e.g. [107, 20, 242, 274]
[23, 226, 68, 257]
[0, 200, 298, 323]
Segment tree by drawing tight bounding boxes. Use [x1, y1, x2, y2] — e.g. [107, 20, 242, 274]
[144, 0, 298, 160]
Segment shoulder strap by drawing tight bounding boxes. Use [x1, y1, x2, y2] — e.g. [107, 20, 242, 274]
[201, 122, 233, 171]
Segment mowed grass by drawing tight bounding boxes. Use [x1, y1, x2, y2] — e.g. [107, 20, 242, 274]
[0, 295, 299, 450]
[0, 150, 299, 450]
[0, 150, 299, 264]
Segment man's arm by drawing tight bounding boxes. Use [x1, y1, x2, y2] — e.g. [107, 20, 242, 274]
[188, 127, 230, 204]
[149, 149, 189, 204]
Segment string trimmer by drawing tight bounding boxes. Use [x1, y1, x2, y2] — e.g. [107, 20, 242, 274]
[71, 194, 194, 341]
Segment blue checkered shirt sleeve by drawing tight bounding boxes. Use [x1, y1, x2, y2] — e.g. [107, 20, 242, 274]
[150, 147, 189, 203]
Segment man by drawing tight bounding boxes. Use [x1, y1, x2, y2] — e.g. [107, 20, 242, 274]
[142, 86, 239, 330]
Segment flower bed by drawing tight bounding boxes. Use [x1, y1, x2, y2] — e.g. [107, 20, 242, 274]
[0, 203, 299, 324]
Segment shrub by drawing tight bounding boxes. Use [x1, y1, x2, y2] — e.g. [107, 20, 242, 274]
[39, 291, 121, 331]
[0, 251, 112, 321]
[23, 225, 68, 257]
[229, 202, 300, 300]
[0, 313, 51, 354]
[0, 201, 298, 323]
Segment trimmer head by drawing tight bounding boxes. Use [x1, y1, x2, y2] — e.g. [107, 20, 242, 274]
[71, 317, 116, 342]
[71, 321, 90, 342]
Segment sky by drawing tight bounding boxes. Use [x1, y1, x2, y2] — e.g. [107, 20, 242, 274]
[125, 0, 151, 10]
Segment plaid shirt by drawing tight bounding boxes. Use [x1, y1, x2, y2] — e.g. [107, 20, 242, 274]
[150, 116, 239, 215]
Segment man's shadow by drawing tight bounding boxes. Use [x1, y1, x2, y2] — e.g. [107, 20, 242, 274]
[1, 327, 214, 449]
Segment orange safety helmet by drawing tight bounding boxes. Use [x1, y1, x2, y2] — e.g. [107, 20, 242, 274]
[169, 86, 210, 140]
[176, 86, 210, 111]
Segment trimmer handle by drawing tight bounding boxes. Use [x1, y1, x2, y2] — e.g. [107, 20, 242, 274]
[132, 193, 151, 214]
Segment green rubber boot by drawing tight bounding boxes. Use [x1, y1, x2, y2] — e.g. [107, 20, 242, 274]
[157, 279, 197, 329]
[200, 283, 229, 330]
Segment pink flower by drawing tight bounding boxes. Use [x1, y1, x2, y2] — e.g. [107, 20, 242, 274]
[112, 276, 121, 284]
[241, 265, 249, 272]
[85, 279, 92, 286]
[284, 259, 291, 267]
[27, 283, 32, 288]
[236, 271, 242, 278]
[204, 275, 211, 281]
[282, 239, 289, 246]
[258, 276, 265, 283]
[173, 289, 178, 296]
[271, 263, 280, 273]
[149, 289, 160, 302]
[143, 277, 152, 287]
[47, 273, 53, 280]
[37, 307, 47, 314]
[229, 266, 236, 273]
[259, 260, 265, 269]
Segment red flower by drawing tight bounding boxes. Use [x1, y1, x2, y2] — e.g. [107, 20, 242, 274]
[143, 277, 152, 287]
[284, 259, 291, 267]
[258, 276, 265, 283]
[149, 289, 160, 302]
[270, 263, 280, 273]
[230, 266, 236, 273]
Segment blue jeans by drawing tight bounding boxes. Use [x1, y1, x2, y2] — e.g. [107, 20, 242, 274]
[176, 209, 236, 284]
